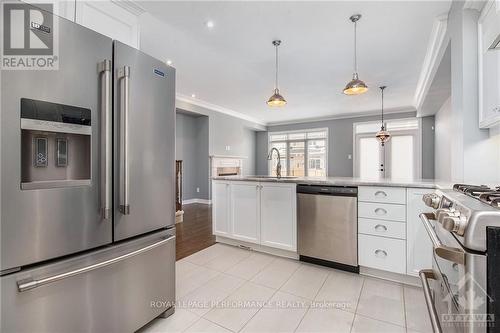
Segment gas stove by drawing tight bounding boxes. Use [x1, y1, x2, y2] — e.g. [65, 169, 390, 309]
[420, 184, 500, 333]
[423, 184, 500, 252]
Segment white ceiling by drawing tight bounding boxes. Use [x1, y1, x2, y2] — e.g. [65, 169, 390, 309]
[140, 1, 451, 125]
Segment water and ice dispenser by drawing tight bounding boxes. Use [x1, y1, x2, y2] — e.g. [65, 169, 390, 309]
[20, 98, 91, 189]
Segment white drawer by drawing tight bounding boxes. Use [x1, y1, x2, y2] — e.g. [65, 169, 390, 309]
[358, 202, 406, 222]
[358, 186, 406, 204]
[358, 234, 406, 274]
[358, 218, 406, 240]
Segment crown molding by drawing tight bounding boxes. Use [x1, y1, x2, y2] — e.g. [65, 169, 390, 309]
[413, 13, 449, 114]
[266, 106, 417, 127]
[175, 94, 267, 127]
[463, 0, 486, 12]
[111, 0, 146, 16]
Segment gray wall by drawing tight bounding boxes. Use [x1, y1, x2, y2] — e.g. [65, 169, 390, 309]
[176, 112, 209, 200]
[176, 99, 262, 177]
[434, 98, 452, 181]
[256, 112, 435, 178]
[421, 116, 435, 179]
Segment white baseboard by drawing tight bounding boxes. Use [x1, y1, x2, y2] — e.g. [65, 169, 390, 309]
[182, 198, 212, 205]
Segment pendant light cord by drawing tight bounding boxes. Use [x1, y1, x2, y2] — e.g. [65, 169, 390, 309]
[381, 87, 385, 129]
[275, 44, 279, 90]
[354, 20, 358, 74]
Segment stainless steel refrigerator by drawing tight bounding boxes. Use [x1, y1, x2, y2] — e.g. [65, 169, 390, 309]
[1, 3, 176, 332]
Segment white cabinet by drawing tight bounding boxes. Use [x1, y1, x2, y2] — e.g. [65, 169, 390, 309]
[260, 183, 297, 251]
[406, 188, 434, 276]
[212, 180, 297, 253]
[75, 1, 140, 48]
[478, 0, 500, 128]
[230, 182, 260, 244]
[212, 180, 231, 237]
[359, 234, 406, 274]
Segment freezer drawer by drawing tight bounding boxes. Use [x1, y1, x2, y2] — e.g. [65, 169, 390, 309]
[1, 230, 175, 333]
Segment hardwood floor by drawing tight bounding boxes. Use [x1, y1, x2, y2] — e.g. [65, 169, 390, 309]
[176, 203, 215, 261]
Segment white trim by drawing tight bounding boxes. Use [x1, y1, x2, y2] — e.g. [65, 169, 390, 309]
[414, 14, 449, 116]
[267, 106, 416, 127]
[176, 94, 266, 127]
[463, 0, 486, 11]
[182, 198, 212, 205]
[111, 0, 146, 16]
[478, 0, 500, 128]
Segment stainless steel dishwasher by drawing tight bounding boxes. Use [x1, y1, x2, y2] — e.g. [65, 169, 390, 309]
[297, 185, 358, 273]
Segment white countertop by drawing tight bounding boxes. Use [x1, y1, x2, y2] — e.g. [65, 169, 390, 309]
[212, 175, 453, 189]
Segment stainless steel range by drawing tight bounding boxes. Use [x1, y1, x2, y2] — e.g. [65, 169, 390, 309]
[419, 184, 500, 333]
[1, 3, 176, 332]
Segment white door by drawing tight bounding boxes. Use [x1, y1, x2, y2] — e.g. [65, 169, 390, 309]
[406, 188, 434, 276]
[231, 182, 260, 244]
[212, 181, 231, 237]
[260, 183, 297, 251]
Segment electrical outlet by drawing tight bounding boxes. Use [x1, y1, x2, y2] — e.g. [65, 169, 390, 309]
[225, 145, 231, 151]
[348, 154, 352, 160]
[196, 187, 200, 193]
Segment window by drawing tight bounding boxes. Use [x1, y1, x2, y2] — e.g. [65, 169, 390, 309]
[268, 129, 328, 177]
[353, 118, 421, 179]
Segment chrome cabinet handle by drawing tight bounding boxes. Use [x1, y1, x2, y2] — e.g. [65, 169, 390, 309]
[99, 60, 112, 220]
[374, 224, 387, 232]
[419, 269, 442, 333]
[419, 213, 465, 265]
[17, 235, 175, 292]
[374, 208, 387, 215]
[374, 249, 387, 257]
[118, 66, 130, 215]
[374, 190, 387, 197]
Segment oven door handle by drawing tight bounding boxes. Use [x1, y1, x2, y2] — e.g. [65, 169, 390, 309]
[419, 269, 442, 333]
[419, 213, 465, 265]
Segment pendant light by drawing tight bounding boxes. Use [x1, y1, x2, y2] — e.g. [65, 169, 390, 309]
[343, 14, 368, 95]
[267, 40, 287, 107]
[376, 86, 391, 146]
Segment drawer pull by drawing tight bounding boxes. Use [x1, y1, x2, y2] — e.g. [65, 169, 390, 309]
[374, 190, 387, 197]
[374, 249, 388, 258]
[374, 208, 387, 215]
[374, 224, 387, 232]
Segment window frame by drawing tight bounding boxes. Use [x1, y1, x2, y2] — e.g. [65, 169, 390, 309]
[268, 128, 329, 177]
[352, 118, 422, 179]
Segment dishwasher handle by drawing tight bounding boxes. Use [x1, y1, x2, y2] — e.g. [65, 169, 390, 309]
[297, 184, 358, 197]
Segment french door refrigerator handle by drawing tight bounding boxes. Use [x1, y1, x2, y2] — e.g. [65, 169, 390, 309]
[118, 66, 130, 215]
[99, 60, 112, 220]
[17, 234, 175, 292]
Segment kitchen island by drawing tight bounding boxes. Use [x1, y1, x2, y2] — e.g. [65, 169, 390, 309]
[211, 176, 446, 284]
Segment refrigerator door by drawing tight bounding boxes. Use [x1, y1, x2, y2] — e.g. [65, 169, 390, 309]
[1, 230, 176, 333]
[113, 41, 176, 241]
[1, 4, 113, 271]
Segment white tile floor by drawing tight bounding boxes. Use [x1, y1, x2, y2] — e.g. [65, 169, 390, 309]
[140, 243, 432, 333]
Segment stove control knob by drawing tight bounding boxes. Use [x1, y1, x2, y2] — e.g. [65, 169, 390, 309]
[442, 216, 460, 233]
[423, 193, 441, 209]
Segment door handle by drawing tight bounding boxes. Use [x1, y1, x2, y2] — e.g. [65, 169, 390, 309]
[419, 213, 465, 265]
[419, 269, 442, 333]
[17, 234, 175, 292]
[374, 190, 387, 197]
[374, 208, 387, 215]
[374, 249, 387, 257]
[118, 66, 130, 215]
[99, 60, 112, 219]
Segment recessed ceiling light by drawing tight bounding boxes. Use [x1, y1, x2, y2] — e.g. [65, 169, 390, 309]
[166, 59, 172, 66]
[205, 20, 215, 29]
[191, 94, 196, 98]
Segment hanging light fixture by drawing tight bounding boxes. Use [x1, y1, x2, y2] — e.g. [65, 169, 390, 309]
[343, 14, 368, 95]
[267, 40, 287, 107]
[376, 86, 391, 146]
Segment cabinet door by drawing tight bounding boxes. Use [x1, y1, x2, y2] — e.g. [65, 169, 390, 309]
[75, 1, 140, 48]
[406, 188, 434, 276]
[212, 181, 231, 237]
[230, 182, 260, 244]
[260, 183, 297, 251]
